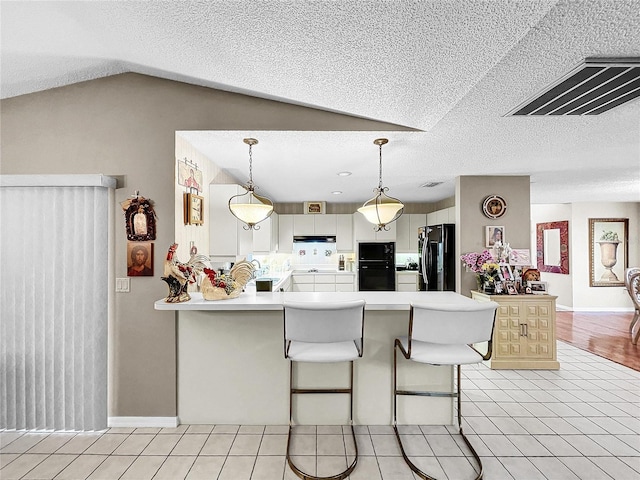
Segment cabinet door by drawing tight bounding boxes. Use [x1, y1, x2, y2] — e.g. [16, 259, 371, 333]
[209, 184, 252, 256]
[293, 215, 314, 235]
[278, 215, 294, 252]
[336, 214, 353, 252]
[493, 303, 523, 358]
[314, 214, 337, 235]
[353, 212, 376, 242]
[395, 215, 411, 252]
[523, 302, 554, 358]
[409, 214, 426, 252]
[253, 212, 278, 253]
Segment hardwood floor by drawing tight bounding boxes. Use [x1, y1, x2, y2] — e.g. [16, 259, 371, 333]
[555, 310, 639, 371]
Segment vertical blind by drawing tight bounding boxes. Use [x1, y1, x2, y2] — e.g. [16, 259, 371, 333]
[1, 176, 114, 431]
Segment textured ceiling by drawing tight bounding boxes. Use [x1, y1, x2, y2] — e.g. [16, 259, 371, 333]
[2, 0, 639, 204]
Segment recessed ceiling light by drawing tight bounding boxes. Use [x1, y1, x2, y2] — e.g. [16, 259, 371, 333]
[337, 171, 352, 176]
[332, 191, 343, 195]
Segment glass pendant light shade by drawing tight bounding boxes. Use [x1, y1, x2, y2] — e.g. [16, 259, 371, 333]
[228, 138, 274, 230]
[357, 138, 404, 231]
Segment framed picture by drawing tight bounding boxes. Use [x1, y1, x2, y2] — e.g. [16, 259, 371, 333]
[509, 248, 531, 266]
[485, 226, 505, 247]
[121, 195, 157, 241]
[589, 218, 628, 287]
[184, 193, 204, 225]
[177, 159, 203, 193]
[506, 282, 518, 295]
[527, 280, 548, 295]
[127, 241, 153, 277]
[499, 264, 513, 281]
[304, 201, 326, 215]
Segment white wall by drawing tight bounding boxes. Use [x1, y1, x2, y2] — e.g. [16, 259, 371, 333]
[532, 202, 639, 311]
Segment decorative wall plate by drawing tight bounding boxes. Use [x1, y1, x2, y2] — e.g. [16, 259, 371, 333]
[482, 195, 507, 219]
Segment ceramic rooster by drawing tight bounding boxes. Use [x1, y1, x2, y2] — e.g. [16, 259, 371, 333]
[162, 243, 209, 303]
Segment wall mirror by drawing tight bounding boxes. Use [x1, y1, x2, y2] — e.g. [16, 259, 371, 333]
[536, 221, 569, 274]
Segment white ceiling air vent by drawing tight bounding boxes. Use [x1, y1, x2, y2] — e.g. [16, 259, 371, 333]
[420, 182, 443, 188]
[508, 58, 640, 116]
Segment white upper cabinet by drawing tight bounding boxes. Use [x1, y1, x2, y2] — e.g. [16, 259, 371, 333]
[293, 215, 315, 235]
[278, 215, 294, 253]
[253, 212, 279, 253]
[313, 214, 337, 235]
[353, 212, 397, 242]
[395, 214, 426, 253]
[426, 206, 456, 226]
[336, 214, 353, 252]
[209, 184, 252, 257]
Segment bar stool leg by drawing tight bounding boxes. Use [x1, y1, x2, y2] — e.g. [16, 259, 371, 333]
[286, 361, 359, 480]
[393, 348, 484, 480]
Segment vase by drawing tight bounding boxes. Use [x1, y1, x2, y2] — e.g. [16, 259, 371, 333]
[476, 277, 483, 292]
[597, 241, 620, 281]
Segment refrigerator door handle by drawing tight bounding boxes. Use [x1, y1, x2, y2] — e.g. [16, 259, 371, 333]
[421, 240, 428, 286]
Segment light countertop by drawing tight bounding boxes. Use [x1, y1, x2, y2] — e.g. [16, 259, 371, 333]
[155, 290, 475, 311]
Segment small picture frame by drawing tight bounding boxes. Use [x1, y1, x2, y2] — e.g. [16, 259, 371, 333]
[485, 226, 505, 248]
[506, 282, 518, 295]
[527, 280, 548, 295]
[499, 264, 513, 281]
[127, 241, 154, 277]
[304, 201, 326, 215]
[184, 193, 204, 225]
[509, 248, 531, 266]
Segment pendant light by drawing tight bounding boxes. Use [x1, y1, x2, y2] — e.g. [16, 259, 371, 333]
[228, 138, 274, 230]
[357, 138, 404, 231]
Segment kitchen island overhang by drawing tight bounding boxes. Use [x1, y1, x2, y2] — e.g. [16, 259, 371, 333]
[156, 291, 480, 426]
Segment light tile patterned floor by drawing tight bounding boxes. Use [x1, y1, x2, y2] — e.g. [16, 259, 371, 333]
[1, 342, 639, 479]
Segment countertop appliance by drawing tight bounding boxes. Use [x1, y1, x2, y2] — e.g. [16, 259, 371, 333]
[358, 242, 395, 291]
[419, 224, 455, 291]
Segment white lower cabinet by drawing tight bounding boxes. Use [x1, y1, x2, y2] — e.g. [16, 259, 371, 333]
[291, 273, 356, 292]
[396, 272, 419, 292]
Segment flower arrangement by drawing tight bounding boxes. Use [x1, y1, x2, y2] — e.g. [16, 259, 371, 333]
[461, 250, 501, 290]
[599, 230, 619, 242]
[492, 240, 512, 263]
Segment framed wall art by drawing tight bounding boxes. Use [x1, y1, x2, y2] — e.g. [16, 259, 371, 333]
[127, 241, 154, 277]
[509, 248, 531, 266]
[177, 158, 203, 193]
[121, 194, 157, 241]
[304, 201, 326, 215]
[528, 280, 548, 295]
[485, 226, 505, 247]
[589, 218, 628, 287]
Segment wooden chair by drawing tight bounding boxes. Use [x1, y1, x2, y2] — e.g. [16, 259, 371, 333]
[625, 268, 640, 344]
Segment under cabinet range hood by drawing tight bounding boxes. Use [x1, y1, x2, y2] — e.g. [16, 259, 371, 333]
[293, 235, 336, 243]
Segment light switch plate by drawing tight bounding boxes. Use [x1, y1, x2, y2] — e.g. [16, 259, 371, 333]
[116, 278, 130, 293]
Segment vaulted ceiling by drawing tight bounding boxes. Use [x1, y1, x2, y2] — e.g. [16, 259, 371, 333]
[2, 1, 639, 204]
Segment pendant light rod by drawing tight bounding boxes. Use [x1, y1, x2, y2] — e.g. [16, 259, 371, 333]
[374, 138, 388, 189]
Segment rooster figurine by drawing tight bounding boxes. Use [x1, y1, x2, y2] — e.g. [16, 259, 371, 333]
[162, 243, 209, 303]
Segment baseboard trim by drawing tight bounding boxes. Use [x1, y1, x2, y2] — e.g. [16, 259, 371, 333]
[108, 416, 179, 428]
[565, 307, 634, 313]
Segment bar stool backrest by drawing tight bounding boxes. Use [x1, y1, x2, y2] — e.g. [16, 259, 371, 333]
[284, 299, 366, 344]
[410, 302, 498, 345]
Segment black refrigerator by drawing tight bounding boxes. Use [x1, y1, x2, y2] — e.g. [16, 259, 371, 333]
[419, 224, 455, 291]
[358, 242, 396, 291]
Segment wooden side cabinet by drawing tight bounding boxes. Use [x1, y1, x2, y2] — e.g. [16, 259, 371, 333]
[471, 291, 560, 370]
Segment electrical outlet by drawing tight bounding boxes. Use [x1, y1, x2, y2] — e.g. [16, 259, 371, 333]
[115, 278, 130, 293]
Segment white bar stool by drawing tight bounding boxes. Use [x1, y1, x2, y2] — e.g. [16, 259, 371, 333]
[393, 302, 498, 480]
[283, 299, 366, 480]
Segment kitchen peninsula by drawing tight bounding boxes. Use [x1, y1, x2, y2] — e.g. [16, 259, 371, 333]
[155, 290, 480, 426]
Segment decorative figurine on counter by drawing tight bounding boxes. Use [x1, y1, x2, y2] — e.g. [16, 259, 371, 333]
[201, 259, 255, 300]
[162, 243, 209, 303]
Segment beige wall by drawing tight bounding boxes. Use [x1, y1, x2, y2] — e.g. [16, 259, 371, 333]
[1, 73, 414, 418]
[456, 176, 532, 296]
